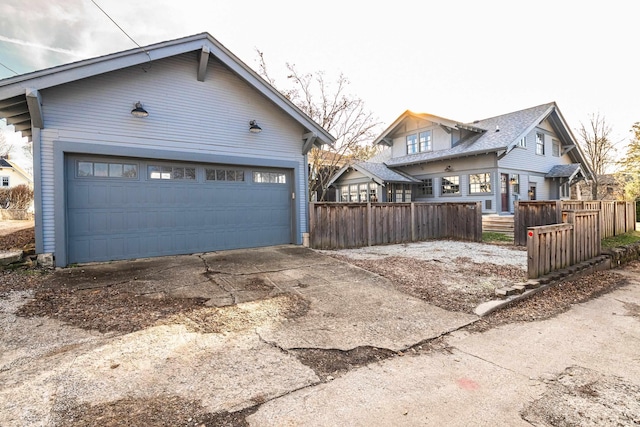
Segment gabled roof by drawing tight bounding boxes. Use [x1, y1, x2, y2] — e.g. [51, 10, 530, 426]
[373, 110, 485, 147]
[327, 149, 420, 187]
[0, 33, 335, 149]
[385, 103, 557, 166]
[0, 157, 33, 182]
[381, 102, 592, 179]
[545, 163, 586, 182]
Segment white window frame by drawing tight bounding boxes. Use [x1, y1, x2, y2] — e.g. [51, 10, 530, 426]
[419, 131, 432, 152]
[1, 176, 8, 187]
[536, 132, 545, 155]
[441, 176, 461, 195]
[469, 173, 492, 194]
[406, 134, 418, 154]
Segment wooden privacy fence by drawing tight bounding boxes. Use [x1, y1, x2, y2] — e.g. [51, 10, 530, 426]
[527, 210, 601, 279]
[309, 202, 482, 249]
[515, 200, 636, 245]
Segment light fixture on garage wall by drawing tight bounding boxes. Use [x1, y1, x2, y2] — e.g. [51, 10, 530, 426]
[249, 120, 262, 133]
[444, 165, 452, 172]
[131, 102, 149, 118]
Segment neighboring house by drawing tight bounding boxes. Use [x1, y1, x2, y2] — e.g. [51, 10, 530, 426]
[0, 33, 334, 266]
[0, 155, 33, 188]
[329, 102, 592, 213]
[309, 149, 349, 202]
[573, 174, 629, 201]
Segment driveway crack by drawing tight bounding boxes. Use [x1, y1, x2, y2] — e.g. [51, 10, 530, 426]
[452, 346, 531, 378]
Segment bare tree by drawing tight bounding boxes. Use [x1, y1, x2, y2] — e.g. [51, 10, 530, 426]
[0, 129, 13, 158]
[257, 51, 381, 201]
[576, 113, 618, 200]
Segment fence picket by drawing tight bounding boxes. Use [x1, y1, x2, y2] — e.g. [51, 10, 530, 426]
[309, 202, 482, 250]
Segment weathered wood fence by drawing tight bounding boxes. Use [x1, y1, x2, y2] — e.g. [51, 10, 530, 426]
[515, 200, 636, 246]
[527, 210, 602, 279]
[309, 202, 482, 249]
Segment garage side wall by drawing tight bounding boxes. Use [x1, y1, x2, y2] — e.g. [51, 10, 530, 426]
[38, 53, 309, 264]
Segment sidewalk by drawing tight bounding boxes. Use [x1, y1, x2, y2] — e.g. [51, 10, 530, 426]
[248, 264, 640, 426]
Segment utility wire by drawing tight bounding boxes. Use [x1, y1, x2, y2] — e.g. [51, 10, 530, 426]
[89, 0, 152, 70]
[0, 60, 18, 75]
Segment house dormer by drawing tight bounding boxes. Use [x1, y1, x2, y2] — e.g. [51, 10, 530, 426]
[374, 110, 486, 161]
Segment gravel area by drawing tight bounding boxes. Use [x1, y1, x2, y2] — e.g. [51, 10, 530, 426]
[321, 240, 528, 313]
[320, 240, 527, 267]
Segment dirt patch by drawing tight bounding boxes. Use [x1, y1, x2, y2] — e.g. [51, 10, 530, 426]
[243, 277, 273, 291]
[159, 293, 310, 334]
[292, 346, 397, 379]
[521, 366, 640, 426]
[622, 301, 640, 318]
[334, 255, 526, 313]
[17, 284, 209, 333]
[292, 337, 453, 380]
[54, 395, 258, 427]
[0, 267, 48, 295]
[0, 226, 34, 251]
[17, 281, 309, 334]
[468, 269, 631, 332]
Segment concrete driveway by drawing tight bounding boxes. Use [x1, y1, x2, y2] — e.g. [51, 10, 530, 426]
[1, 245, 477, 425]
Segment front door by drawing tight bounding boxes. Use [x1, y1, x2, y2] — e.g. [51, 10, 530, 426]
[500, 173, 509, 212]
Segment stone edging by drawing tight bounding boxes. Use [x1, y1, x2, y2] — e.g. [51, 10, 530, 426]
[475, 243, 640, 317]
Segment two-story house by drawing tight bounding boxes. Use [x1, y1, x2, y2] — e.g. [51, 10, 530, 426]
[329, 102, 592, 213]
[0, 155, 33, 189]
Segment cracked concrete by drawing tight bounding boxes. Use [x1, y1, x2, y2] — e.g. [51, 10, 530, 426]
[4, 246, 638, 425]
[1, 245, 478, 425]
[247, 267, 640, 426]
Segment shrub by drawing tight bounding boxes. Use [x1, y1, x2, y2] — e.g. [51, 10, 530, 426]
[0, 184, 34, 210]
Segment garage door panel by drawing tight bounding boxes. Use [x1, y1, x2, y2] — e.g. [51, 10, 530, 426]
[66, 156, 292, 264]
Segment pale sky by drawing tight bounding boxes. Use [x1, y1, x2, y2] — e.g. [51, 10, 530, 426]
[1, 0, 638, 170]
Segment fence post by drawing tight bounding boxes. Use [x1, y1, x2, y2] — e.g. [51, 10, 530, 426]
[410, 202, 416, 242]
[564, 210, 576, 264]
[367, 202, 372, 247]
[527, 227, 538, 279]
[555, 200, 562, 223]
[309, 202, 315, 247]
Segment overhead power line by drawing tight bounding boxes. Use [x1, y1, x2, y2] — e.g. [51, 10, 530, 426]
[90, 0, 151, 69]
[0, 60, 18, 75]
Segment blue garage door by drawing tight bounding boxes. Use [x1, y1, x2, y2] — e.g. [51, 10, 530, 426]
[66, 156, 292, 264]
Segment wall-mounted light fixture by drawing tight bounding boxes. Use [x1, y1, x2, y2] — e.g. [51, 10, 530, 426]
[249, 120, 262, 133]
[131, 102, 149, 118]
[444, 165, 452, 172]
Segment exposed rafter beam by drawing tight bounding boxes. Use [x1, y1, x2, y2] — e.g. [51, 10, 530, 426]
[381, 137, 393, 146]
[0, 95, 26, 110]
[302, 132, 317, 155]
[439, 124, 453, 134]
[5, 113, 30, 125]
[0, 104, 29, 118]
[197, 45, 210, 82]
[26, 88, 43, 129]
[12, 122, 31, 132]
